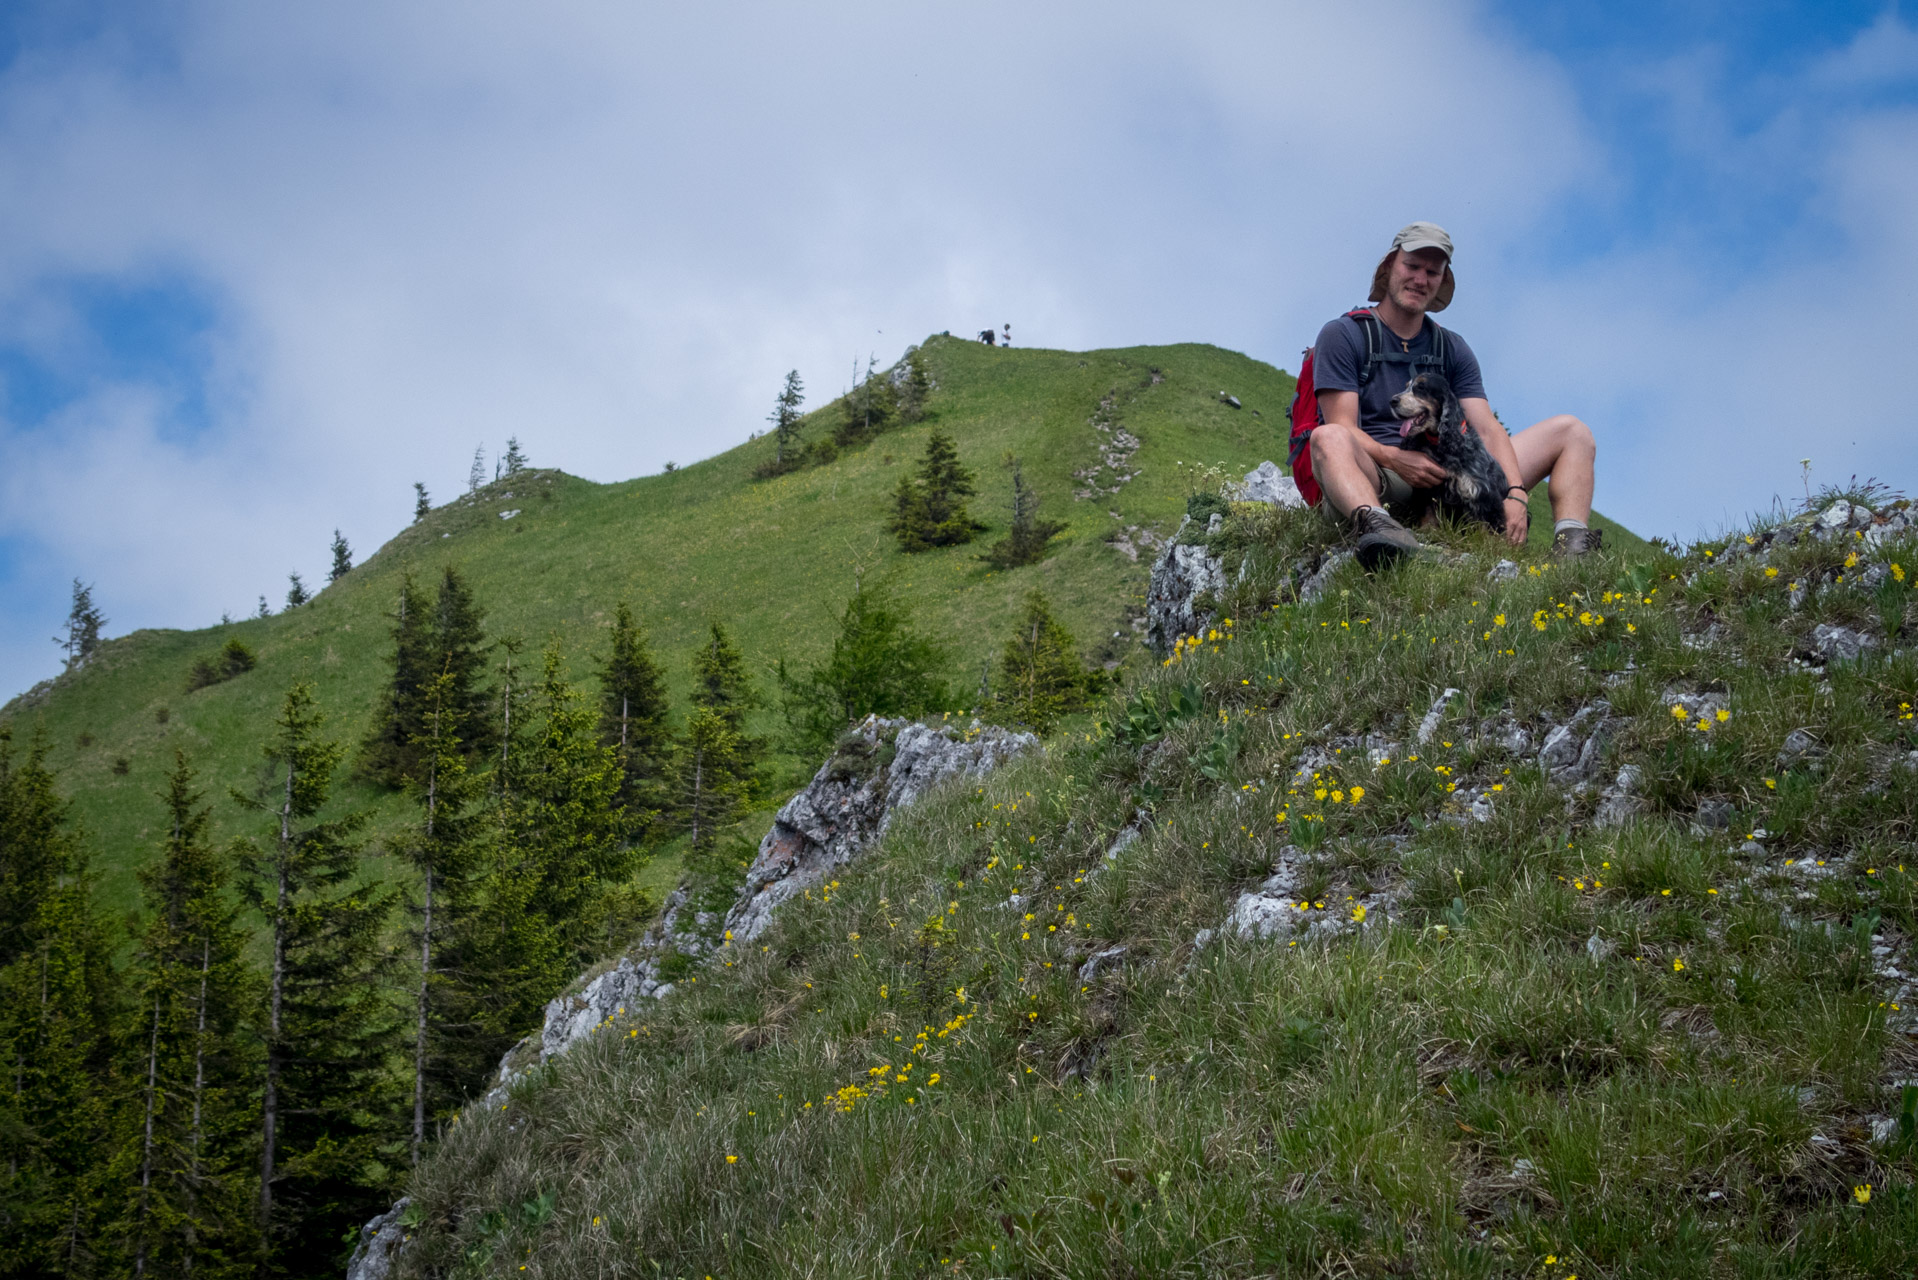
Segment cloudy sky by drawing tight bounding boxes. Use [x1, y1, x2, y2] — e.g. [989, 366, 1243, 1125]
[2, 0, 1913, 699]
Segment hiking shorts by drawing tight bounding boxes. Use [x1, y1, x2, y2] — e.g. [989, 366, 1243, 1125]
[1315, 461, 1425, 527]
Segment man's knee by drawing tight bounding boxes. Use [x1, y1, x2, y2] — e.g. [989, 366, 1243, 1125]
[1545, 414, 1595, 453]
[1309, 420, 1362, 464]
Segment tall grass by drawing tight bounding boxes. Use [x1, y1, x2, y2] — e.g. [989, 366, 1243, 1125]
[402, 497, 1916, 1278]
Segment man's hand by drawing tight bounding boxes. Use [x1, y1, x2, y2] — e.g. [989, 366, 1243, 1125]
[1373, 444, 1448, 489]
[1503, 495, 1530, 546]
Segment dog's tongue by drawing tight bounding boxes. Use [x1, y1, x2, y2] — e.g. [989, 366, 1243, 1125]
[1398, 417, 1417, 441]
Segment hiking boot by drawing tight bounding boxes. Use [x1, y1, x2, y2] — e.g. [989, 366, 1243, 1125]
[1551, 526, 1604, 557]
[1351, 505, 1420, 570]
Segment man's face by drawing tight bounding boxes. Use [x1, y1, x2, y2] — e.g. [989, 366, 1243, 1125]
[1387, 247, 1448, 312]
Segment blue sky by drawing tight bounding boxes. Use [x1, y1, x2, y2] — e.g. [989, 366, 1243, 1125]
[1, 1, 1914, 700]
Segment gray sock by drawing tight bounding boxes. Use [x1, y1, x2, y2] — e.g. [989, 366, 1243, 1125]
[1554, 518, 1588, 534]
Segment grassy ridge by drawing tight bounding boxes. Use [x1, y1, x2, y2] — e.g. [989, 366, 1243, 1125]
[4, 336, 1331, 912]
[401, 494, 1914, 1278]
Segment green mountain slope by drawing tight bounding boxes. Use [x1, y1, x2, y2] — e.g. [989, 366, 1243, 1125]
[400, 490, 1917, 1278]
[4, 334, 1640, 917]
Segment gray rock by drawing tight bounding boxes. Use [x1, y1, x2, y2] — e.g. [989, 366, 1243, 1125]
[1223, 854, 1400, 946]
[1104, 818, 1145, 861]
[499, 509, 520, 520]
[726, 718, 1036, 944]
[1219, 393, 1242, 409]
[1477, 713, 1531, 756]
[1145, 519, 1226, 653]
[1861, 509, 1913, 549]
[1537, 723, 1580, 772]
[1537, 703, 1611, 783]
[537, 950, 675, 1064]
[344, 1199, 410, 1280]
[1662, 689, 1728, 720]
[1237, 460, 1305, 509]
[1777, 728, 1824, 768]
[1695, 799, 1736, 830]
[1298, 549, 1355, 603]
[1585, 934, 1616, 961]
[1288, 745, 1335, 790]
[1812, 500, 1870, 537]
[1594, 765, 1644, 828]
[1807, 623, 1878, 663]
[1487, 559, 1520, 582]
[1078, 945, 1130, 982]
[1416, 688, 1461, 746]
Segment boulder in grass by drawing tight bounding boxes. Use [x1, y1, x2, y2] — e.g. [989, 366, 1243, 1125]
[1236, 460, 1305, 510]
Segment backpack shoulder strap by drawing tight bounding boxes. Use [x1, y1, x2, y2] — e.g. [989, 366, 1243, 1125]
[1347, 308, 1385, 388]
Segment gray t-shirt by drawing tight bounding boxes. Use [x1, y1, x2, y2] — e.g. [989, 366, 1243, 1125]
[1313, 313, 1486, 447]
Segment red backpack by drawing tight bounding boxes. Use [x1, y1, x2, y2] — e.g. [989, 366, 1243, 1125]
[1286, 308, 1450, 507]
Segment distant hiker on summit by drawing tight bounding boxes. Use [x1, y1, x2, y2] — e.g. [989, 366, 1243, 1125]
[1287, 222, 1599, 569]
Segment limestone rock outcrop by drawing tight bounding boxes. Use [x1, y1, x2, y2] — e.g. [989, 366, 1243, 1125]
[726, 716, 1038, 943]
[1145, 517, 1224, 655]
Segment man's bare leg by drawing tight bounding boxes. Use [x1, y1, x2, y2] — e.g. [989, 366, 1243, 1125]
[1308, 421, 1384, 521]
[1511, 414, 1596, 524]
[1309, 421, 1421, 567]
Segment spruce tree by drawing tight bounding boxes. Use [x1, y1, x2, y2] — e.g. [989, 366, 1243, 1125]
[769, 370, 805, 464]
[434, 566, 496, 758]
[501, 437, 527, 477]
[674, 623, 761, 848]
[980, 456, 1066, 569]
[897, 347, 932, 423]
[0, 730, 118, 1277]
[598, 603, 672, 829]
[991, 590, 1106, 733]
[468, 447, 486, 494]
[888, 429, 982, 551]
[328, 531, 353, 583]
[361, 575, 436, 787]
[833, 355, 897, 447]
[675, 708, 748, 852]
[463, 645, 633, 1046]
[362, 568, 493, 787]
[111, 752, 258, 1279]
[284, 573, 309, 610]
[235, 684, 399, 1271]
[54, 579, 107, 670]
[0, 726, 78, 964]
[778, 578, 949, 751]
[400, 669, 492, 1163]
[256, 596, 272, 620]
[413, 483, 430, 523]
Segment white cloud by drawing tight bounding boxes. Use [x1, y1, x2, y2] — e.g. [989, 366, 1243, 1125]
[0, 0, 1910, 696]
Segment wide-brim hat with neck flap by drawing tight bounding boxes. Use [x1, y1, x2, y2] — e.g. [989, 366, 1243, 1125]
[1369, 221, 1455, 312]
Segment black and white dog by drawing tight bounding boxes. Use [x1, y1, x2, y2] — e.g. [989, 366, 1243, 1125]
[1389, 373, 1510, 533]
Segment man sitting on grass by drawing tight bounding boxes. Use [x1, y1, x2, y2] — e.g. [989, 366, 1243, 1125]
[1304, 222, 1600, 568]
